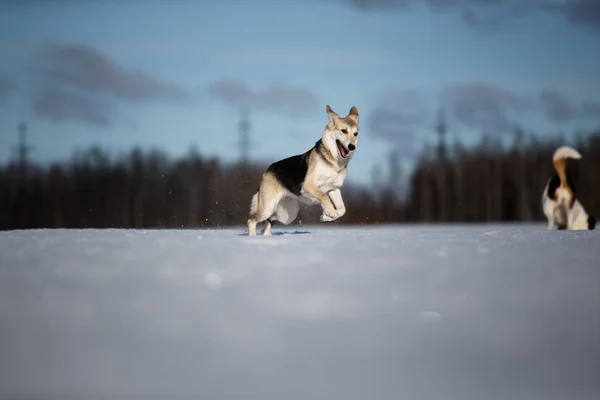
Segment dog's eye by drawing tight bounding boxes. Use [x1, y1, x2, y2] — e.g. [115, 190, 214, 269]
[341, 129, 348, 134]
[354, 132, 358, 137]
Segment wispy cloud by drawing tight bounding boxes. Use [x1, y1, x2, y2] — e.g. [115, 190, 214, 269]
[543, 0, 600, 30]
[32, 86, 113, 127]
[581, 99, 600, 119]
[368, 89, 429, 157]
[34, 43, 190, 102]
[536, 88, 600, 123]
[538, 89, 575, 123]
[207, 79, 319, 117]
[365, 82, 577, 158]
[439, 82, 529, 134]
[341, 0, 600, 30]
[215, 49, 383, 68]
[24, 42, 192, 127]
[370, 82, 600, 152]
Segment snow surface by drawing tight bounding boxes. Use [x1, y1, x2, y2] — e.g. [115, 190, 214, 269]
[1, 224, 599, 400]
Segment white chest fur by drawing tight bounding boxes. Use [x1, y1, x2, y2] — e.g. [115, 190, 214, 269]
[313, 162, 347, 192]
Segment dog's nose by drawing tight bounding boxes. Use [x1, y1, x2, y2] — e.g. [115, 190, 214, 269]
[348, 144, 355, 151]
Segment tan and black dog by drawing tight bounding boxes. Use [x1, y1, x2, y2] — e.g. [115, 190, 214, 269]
[247, 105, 360, 236]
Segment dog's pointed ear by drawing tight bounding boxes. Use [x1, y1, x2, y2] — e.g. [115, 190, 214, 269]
[347, 106, 359, 122]
[326, 104, 339, 125]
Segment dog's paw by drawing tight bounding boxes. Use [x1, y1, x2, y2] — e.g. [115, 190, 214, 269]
[320, 213, 336, 222]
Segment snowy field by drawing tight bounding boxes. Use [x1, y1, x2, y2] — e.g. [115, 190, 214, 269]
[1, 224, 599, 400]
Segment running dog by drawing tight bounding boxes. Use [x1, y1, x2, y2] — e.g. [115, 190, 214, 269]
[247, 105, 359, 236]
[541, 145, 595, 231]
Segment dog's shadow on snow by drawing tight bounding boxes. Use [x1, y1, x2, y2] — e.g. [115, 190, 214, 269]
[238, 230, 312, 236]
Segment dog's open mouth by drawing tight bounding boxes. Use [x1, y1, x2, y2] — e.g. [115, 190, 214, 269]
[336, 140, 349, 158]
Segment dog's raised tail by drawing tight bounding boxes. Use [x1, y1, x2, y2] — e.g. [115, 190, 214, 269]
[552, 146, 581, 189]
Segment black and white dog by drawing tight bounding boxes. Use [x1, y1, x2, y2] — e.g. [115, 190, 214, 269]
[541, 146, 595, 231]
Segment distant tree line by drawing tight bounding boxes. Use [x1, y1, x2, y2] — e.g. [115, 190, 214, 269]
[1, 128, 599, 230]
[406, 129, 600, 223]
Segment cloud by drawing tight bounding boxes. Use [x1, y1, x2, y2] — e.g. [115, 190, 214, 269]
[216, 49, 382, 68]
[26, 42, 191, 126]
[32, 86, 113, 127]
[581, 99, 600, 119]
[372, 83, 600, 146]
[439, 82, 527, 134]
[537, 89, 600, 123]
[0, 74, 15, 104]
[207, 79, 319, 116]
[544, 0, 600, 30]
[538, 89, 575, 123]
[342, 0, 600, 30]
[368, 89, 428, 157]
[343, 0, 535, 26]
[346, 0, 413, 11]
[34, 43, 189, 102]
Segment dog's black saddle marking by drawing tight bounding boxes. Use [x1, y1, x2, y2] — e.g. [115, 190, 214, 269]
[546, 174, 577, 200]
[266, 147, 312, 197]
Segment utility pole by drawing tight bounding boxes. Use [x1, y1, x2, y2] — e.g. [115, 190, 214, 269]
[435, 109, 447, 162]
[238, 108, 252, 163]
[15, 121, 33, 177]
[433, 109, 449, 221]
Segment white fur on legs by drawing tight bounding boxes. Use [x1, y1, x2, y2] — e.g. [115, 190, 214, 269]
[247, 219, 258, 236]
[250, 196, 299, 236]
[247, 192, 283, 236]
[320, 189, 345, 222]
[328, 189, 346, 219]
[262, 220, 273, 236]
[320, 214, 335, 222]
[553, 204, 568, 230]
[247, 192, 259, 235]
[568, 201, 590, 230]
[547, 216, 554, 230]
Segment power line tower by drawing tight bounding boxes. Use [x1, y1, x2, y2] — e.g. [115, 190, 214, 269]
[238, 108, 252, 163]
[435, 109, 447, 162]
[14, 121, 34, 177]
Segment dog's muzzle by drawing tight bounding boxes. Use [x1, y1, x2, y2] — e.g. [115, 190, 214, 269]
[348, 144, 355, 151]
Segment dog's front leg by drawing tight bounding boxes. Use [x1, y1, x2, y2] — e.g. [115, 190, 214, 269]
[301, 181, 337, 222]
[327, 189, 346, 220]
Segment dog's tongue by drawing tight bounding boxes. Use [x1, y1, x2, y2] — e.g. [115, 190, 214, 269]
[339, 142, 348, 157]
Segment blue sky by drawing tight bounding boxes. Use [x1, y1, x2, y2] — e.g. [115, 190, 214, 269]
[1, 0, 599, 185]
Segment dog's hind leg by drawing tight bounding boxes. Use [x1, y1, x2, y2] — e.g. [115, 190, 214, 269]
[247, 174, 284, 236]
[262, 197, 299, 235]
[553, 204, 568, 230]
[247, 191, 261, 236]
